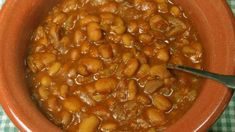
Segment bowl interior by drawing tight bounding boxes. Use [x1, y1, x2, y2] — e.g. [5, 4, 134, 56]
[0, 0, 234, 131]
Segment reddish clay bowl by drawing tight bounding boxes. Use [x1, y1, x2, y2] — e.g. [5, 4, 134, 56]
[0, 0, 234, 132]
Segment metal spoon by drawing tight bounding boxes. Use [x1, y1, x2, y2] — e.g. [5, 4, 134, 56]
[167, 64, 235, 89]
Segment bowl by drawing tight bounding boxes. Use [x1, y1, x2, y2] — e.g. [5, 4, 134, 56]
[0, 0, 234, 131]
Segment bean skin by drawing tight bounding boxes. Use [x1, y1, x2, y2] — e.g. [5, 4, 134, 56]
[95, 78, 118, 93]
[124, 58, 139, 77]
[78, 115, 100, 132]
[87, 22, 102, 41]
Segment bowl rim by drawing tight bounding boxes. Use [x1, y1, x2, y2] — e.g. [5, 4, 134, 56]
[0, 0, 234, 131]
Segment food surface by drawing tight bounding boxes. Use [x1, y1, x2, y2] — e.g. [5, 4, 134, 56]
[26, 0, 203, 131]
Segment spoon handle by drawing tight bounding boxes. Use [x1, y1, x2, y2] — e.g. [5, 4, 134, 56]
[167, 64, 235, 89]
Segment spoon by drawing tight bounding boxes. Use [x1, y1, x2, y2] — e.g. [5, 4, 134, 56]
[167, 64, 235, 89]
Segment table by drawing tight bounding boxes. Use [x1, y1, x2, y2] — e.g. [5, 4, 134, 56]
[0, 0, 235, 132]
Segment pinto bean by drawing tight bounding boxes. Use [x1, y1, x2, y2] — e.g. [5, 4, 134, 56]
[98, 44, 113, 59]
[38, 86, 49, 100]
[87, 22, 102, 41]
[40, 75, 52, 87]
[146, 108, 166, 126]
[127, 80, 138, 100]
[124, 58, 139, 77]
[63, 96, 82, 113]
[137, 64, 150, 78]
[144, 79, 164, 94]
[78, 57, 103, 74]
[137, 94, 151, 105]
[80, 15, 100, 26]
[150, 64, 171, 79]
[48, 62, 61, 76]
[78, 115, 100, 132]
[69, 48, 80, 61]
[95, 78, 118, 93]
[152, 94, 172, 111]
[101, 122, 118, 131]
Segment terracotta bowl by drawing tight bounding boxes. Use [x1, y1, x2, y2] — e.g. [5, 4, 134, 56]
[0, 0, 234, 131]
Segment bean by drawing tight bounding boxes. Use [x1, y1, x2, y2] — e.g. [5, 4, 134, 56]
[128, 21, 138, 33]
[79, 91, 95, 106]
[34, 26, 45, 41]
[90, 105, 111, 119]
[192, 42, 203, 52]
[150, 65, 171, 79]
[138, 21, 150, 33]
[182, 45, 196, 54]
[69, 48, 80, 61]
[127, 80, 138, 100]
[110, 43, 120, 56]
[27, 55, 42, 73]
[124, 58, 139, 77]
[137, 94, 151, 105]
[60, 84, 69, 98]
[89, 46, 99, 58]
[87, 22, 102, 41]
[100, 13, 115, 25]
[170, 6, 181, 17]
[74, 30, 85, 44]
[35, 38, 48, 47]
[47, 96, 60, 111]
[108, 34, 122, 43]
[81, 41, 91, 54]
[49, 24, 59, 42]
[78, 115, 100, 132]
[38, 86, 49, 100]
[158, 3, 168, 13]
[101, 122, 118, 131]
[79, 57, 103, 74]
[80, 15, 100, 26]
[63, 14, 76, 30]
[139, 34, 153, 44]
[42, 53, 56, 66]
[137, 64, 150, 78]
[122, 52, 133, 64]
[170, 55, 183, 65]
[164, 77, 176, 86]
[98, 44, 113, 59]
[95, 78, 117, 93]
[85, 84, 96, 94]
[53, 13, 66, 25]
[149, 15, 168, 31]
[111, 17, 126, 34]
[136, 52, 148, 64]
[63, 96, 82, 113]
[61, 0, 78, 13]
[156, 48, 170, 62]
[60, 36, 70, 48]
[40, 75, 52, 87]
[152, 94, 172, 111]
[48, 62, 61, 76]
[122, 34, 135, 48]
[144, 79, 164, 94]
[146, 108, 166, 125]
[100, 12, 115, 31]
[92, 94, 106, 102]
[77, 65, 89, 76]
[144, 46, 155, 57]
[60, 111, 72, 126]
